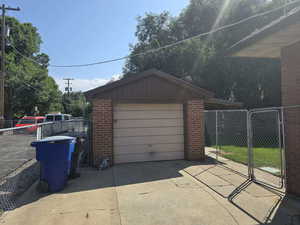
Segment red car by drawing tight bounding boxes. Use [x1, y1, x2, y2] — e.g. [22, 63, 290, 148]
[15, 116, 45, 133]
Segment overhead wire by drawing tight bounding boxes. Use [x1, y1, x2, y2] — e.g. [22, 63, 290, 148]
[10, 0, 300, 68]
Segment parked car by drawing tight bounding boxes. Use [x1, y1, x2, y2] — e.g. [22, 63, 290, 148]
[45, 113, 72, 122]
[15, 116, 45, 133]
[44, 113, 72, 134]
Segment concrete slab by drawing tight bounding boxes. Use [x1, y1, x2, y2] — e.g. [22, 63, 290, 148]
[1, 160, 300, 225]
[183, 164, 206, 176]
[195, 171, 232, 187]
[0, 168, 121, 225]
[244, 183, 281, 198]
[220, 174, 249, 186]
[114, 167, 238, 225]
[206, 166, 235, 176]
[208, 185, 238, 197]
[231, 190, 281, 223]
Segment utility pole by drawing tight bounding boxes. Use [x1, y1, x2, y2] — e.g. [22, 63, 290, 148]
[284, 0, 287, 16]
[63, 78, 74, 96]
[0, 4, 20, 125]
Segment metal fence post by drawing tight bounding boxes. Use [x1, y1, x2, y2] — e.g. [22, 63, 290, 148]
[276, 109, 285, 188]
[215, 110, 219, 161]
[247, 111, 254, 179]
[280, 108, 287, 189]
[36, 125, 42, 140]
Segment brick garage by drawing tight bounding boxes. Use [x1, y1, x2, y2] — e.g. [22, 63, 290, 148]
[228, 9, 300, 196]
[85, 69, 236, 166]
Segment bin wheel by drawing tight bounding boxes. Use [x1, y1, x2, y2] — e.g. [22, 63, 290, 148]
[37, 180, 49, 193]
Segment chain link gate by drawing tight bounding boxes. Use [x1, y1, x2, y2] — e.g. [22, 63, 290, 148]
[205, 108, 286, 189]
[249, 109, 285, 189]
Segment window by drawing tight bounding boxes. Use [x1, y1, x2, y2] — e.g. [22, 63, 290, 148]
[54, 115, 63, 121]
[45, 115, 54, 122]
[37, 119, 44, 123]
[18, 119, 35, 124]
[65, 115, 70, 120]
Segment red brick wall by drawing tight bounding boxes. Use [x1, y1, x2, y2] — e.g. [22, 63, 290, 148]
[281, 41, 300, 196]
[185, 100, 205, 161]
[92, 99, 113, 166]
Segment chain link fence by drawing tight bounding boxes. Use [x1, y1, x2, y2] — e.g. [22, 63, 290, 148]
[205, 106, 293, 189]
[205, 105, 300, 194]
[205, 110, 249, 176]
[0, 120, 19, 129]
[0, 119, 92, 211]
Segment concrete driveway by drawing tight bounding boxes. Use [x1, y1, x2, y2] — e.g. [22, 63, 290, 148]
[1, 160, 300, 225]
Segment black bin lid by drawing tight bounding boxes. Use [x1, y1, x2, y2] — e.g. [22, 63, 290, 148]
[31, 136, 75, 146]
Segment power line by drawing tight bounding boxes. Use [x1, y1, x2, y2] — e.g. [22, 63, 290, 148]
[10, 0, 300, 68]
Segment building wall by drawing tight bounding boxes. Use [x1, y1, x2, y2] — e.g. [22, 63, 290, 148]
[185, 100, 205, 161]
[91, 99, 205, 165]
[281, 40, 300, 196]
[92, 99, 113, 166]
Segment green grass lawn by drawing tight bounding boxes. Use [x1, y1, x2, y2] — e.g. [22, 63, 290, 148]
[214, 145, 281, 169]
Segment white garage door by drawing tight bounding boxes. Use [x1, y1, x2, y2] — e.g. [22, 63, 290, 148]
[113, 104, 184, 164]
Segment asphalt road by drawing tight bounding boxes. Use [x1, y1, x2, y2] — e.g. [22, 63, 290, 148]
[0, 128, 90, 179]
[0, 134, 36, 179]
[0, 120, 89, 180]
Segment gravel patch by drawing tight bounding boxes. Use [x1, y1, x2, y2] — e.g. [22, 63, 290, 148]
[0, 159, 39, 211]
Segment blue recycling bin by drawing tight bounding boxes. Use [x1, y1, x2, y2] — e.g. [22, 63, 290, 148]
[31, 136, 76, 192]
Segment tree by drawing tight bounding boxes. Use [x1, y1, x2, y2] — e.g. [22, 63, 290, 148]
[3, 17, 63, 118]
[62, 92, 89, 118]
[124, 0, 284, 108]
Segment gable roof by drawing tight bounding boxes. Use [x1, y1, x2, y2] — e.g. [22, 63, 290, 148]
[227, 7, 300, 58]
[85, 69, 215, 100]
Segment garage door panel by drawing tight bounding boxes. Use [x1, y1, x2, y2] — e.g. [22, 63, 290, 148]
[114, 151, 184, 164]
[114, 110, 183, 120]
[114, 135, 184, 146]
[114, 104, 182, 111]
[114, 119, 183, 128]
[114, 126, 183, 137]
[113, 103, 184, 164]
[114, 143, 184, 154]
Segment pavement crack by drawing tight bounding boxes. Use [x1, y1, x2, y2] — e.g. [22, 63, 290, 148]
[57, 208, 106, 215]
[112, 167, 123, 225]
[139, 192, 151, 195]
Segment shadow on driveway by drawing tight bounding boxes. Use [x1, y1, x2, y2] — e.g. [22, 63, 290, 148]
[5, 157, 300, 225]
[16, 157, 217, 207]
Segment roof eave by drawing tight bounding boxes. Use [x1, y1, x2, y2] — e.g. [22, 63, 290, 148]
[227, 7, 300, 58]
[84, 69, 214, 100]
[204, 98, 243, 109]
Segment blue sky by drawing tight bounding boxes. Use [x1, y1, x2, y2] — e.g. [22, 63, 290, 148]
[3, 0, 189, 91]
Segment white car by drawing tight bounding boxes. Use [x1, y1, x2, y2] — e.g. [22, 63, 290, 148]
[45, 114, 72, 122]
[44, 113, 73, 135]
